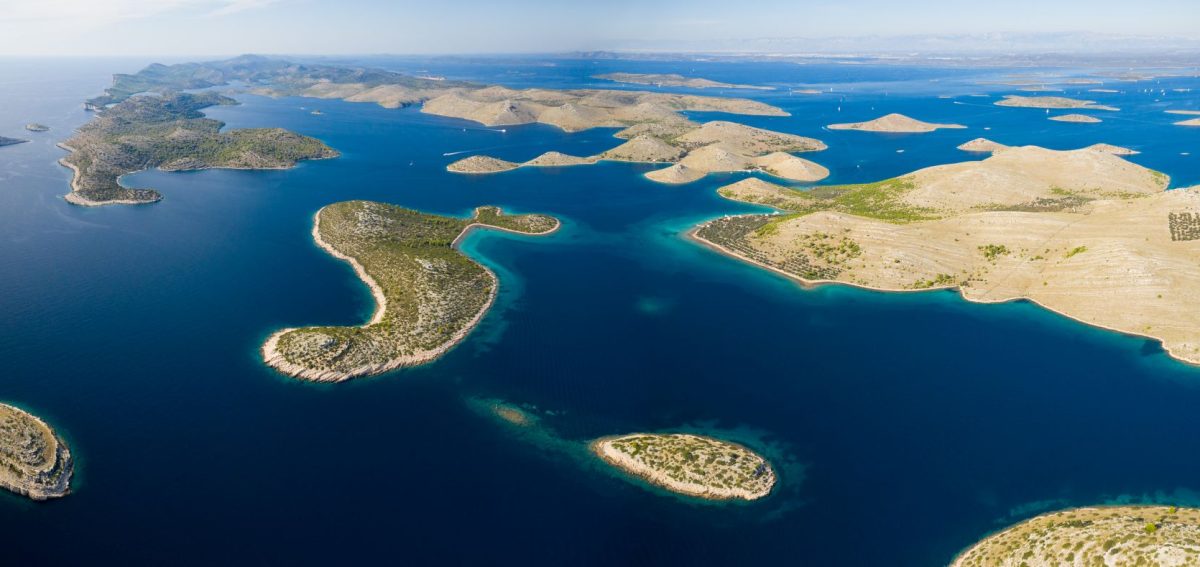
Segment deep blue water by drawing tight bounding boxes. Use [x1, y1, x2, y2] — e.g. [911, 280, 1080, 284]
[1, 56, 1199, 565]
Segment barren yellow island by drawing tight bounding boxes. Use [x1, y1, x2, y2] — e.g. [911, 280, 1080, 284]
[952, 506, 1200, 566]
[591, 433, 776, 501]
[0, 403, 73, 500]
[691, 144, 1200, 364]
[262, 201, 559, 381]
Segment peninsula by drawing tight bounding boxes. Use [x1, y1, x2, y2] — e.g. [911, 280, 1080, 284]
[952, 506, 1200, 567]
[262, 201, 560, 382]
[691, 145, 1200, 364]
[592, 433, 775, 501]
[0, 403, 73, 500]
[827, 113, 966, 133]
[1177, 118, 1200, 127]
[594, 72, 773, 91]
[995, 95, 1119, 111]
[61, 91, 337, 206]
[0, 136, 28, 147]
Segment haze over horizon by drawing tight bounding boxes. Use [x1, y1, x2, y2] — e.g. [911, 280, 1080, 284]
[2, 0, 1199, 57]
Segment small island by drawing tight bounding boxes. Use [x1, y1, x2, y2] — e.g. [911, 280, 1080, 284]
[24, 123, 50, 132]
[995, 95, 1119, 111]
[1049, 113, 1102, 123]
[489, 402, 533, 426]
[262, 201, 560, 382]
[591, 433, 775, 501]
[0, 403, 73, 500]
[691, 145, 1200, 365]
[594, 72, 773, 91]
[61, 91, 338, 206]
[449, 120, 827, 185]
[446, 155, 521, 174]
[0, 136, 29, 147]
[827, 113, 966, 133]
[957, 138, 1009, 153]
[952, 506, 1200, 567]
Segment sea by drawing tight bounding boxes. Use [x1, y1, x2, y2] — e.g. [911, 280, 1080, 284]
[0, 55, 1198, 565]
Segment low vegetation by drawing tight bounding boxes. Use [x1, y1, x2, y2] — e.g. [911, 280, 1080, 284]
[718, 177, 939, 223]
[0, 403, 72, 500]
[63, 91, 337, 204]
[952, 506, 1200, 567]
[263, 201, 559, 381]
[593, 433, 775, 501]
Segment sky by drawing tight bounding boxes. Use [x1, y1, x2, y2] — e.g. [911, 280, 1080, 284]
[1, 0, 1198, 56]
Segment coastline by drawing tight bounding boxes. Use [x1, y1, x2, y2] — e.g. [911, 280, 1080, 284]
[56, 142, 338, 207]
[948, 504, 1198, 567]
[56, 143, 160, 207]
[590, 435, 773, 501]
[685, 224, 1200, 367]
[0, 403, 73, 501]
[262, 209, 560, 382]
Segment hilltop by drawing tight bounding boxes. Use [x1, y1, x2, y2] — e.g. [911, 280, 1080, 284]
[828, 113, 966, 133]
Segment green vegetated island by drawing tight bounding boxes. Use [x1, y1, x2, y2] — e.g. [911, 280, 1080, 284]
[0, 403, 73, 500]
[593, 72, 774, 91]
[262, 201, 559, 382]
[692, 143, 1200, 364]
[61, 90, 337, 206]
[88, 55, 829, 187]
[952, 506, 1200, 567]
[592, 433, 776, 501]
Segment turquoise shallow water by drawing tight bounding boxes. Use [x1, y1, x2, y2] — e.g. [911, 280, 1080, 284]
[0, 56, 1199, 565]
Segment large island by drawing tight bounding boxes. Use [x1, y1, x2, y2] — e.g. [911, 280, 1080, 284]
[93, 56, 826, 187]
[0, 403, 73, 501]
[593, 72, 774, 90]
[591, 433, 775, 501]
[692, 145, 1200, 364]
[262, 201, 560, 382]
[61, 91, 337, 206]
[952, 506, 1200, 566]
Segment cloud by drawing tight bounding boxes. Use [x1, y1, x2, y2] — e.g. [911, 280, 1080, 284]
[2, 0, 279, 26]
[205, 0, 281, 17]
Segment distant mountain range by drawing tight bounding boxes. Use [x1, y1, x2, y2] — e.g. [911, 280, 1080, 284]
[602, 32, 1200, 55]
